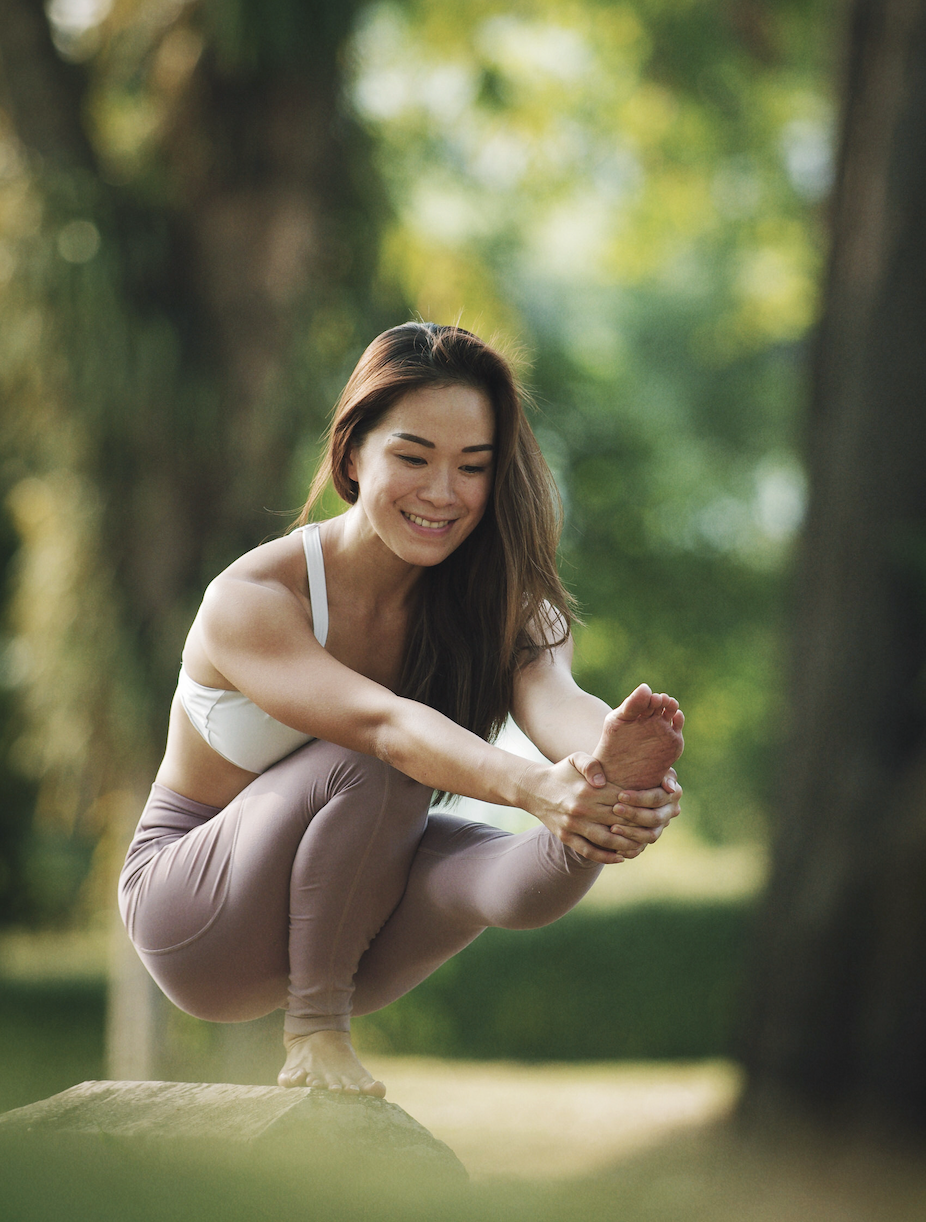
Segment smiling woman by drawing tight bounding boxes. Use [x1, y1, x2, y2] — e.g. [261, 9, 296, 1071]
[117, 321, 685, 1098]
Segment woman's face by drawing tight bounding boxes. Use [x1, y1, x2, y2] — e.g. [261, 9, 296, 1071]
[347, 383, 495, 567]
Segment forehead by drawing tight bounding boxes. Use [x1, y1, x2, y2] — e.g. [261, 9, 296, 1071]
[374, 384, 494, 443]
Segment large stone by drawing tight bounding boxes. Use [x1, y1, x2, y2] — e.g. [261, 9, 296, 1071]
[0, 1080, 467, 1181]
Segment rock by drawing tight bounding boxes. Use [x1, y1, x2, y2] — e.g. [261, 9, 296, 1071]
[0, 1080, 467, 1181]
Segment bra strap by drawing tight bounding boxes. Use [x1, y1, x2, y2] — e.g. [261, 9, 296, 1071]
[301, 524, 329, 647]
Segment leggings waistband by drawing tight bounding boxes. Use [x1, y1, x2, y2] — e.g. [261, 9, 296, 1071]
[119, 784, 224, 906]
[147, 782, 224, 819]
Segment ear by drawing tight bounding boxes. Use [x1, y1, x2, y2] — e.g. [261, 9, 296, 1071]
[346, 447, 358, 483]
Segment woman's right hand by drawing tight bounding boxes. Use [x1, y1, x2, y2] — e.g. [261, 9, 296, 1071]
[520, 753, 647, 864]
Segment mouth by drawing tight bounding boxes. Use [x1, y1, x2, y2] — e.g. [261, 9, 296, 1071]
[402, 512, 456, 531]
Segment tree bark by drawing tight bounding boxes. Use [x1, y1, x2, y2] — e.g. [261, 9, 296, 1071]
[740, 0, 926, 1134]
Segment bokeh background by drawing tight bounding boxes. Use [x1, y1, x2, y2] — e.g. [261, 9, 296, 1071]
[1, 0, 925, 1217]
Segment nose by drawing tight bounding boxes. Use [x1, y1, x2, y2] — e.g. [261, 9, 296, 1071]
[420, 466, 456, 507]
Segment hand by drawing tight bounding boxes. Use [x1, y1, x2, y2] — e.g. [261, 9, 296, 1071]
[606, 768, 682, 859]
[521, 752, 639, 865]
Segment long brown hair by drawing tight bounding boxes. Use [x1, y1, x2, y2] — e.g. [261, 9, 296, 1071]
[296, 322, 576, 743]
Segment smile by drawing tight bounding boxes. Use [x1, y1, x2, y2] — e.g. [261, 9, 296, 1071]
[403, 512, 455, 530]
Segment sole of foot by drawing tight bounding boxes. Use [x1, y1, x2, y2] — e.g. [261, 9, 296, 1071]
[592, 683, 685, 791]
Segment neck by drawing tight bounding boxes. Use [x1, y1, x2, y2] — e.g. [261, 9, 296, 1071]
[323, 508, 423, 611]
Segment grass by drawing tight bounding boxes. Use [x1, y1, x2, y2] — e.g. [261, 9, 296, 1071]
[4, 1099, 926, 1222]
[2, 956, 926, 1222]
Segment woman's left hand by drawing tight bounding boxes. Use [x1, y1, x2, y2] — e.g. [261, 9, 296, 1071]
[605, 768, 682, 859]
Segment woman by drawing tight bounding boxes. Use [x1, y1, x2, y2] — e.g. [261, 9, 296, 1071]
[118, 322, 685, 1098]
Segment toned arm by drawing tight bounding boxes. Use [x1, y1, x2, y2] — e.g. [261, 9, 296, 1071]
[199, 573, 550, 813]
[510, 633, 613, 763]
[194, 569, 654, 863]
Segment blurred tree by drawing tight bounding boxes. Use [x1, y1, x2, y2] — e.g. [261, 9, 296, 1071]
[0, 0, 396, 923]
[741, 0, 926, 1134]
[0, 0, 398, 1074]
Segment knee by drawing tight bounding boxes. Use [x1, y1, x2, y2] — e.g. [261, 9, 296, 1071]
[488, 834, 601, 931]
[493, 890, 576, 932]
[320, 745, 431, 817]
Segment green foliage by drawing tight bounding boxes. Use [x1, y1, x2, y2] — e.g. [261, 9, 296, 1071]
[0, 0, 840, 934]
[0, 0, 400, 905]
[0, 900, 752, 1113]
[354, 899, 755, 1061]
[202, 0, 361, 72]
[348, 0, 834, 841]
[0, 980, 105, 1115]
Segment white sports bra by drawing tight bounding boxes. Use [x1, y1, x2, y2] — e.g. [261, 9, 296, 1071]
[176, 524, 328, 773]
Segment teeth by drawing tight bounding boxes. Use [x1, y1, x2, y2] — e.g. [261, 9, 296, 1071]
[405, 513, 451, 529]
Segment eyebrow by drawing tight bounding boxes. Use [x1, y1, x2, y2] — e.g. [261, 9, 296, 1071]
[391, 432, 495, 453]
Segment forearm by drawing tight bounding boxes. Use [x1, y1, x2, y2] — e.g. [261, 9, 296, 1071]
[514, 688, 611, 765]
[371, 697, 543, 809]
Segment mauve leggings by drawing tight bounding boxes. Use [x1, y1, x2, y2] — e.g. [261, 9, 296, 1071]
[118, 739, 602, 1036]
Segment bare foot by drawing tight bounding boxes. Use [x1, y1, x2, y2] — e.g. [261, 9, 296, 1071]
[278, 1030, 386, 1097]
[593, 683, 685, 791]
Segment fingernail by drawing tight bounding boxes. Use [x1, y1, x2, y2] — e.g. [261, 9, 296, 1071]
[665, 777, 678, 792]
[593, 772, 605, 786]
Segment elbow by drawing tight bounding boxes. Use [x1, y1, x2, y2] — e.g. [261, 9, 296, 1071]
[362, 700, 416, 775]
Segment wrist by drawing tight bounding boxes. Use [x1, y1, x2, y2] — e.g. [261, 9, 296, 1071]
[513, 759, 547, 816]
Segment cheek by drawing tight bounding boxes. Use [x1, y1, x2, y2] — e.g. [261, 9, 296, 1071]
[466, 479, 493, 523]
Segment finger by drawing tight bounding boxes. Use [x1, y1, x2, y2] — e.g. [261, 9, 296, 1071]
[565, 835, 626, 865]
[557, 821, 627, 863]
[616, 784, 680, 810]
[610, 802, 668, 828]
[577, 821, 655, 858]
[569, 751, 607, 788]
[609, 819, 664, 845]
[618, 844, 646, 859]
[662, 770, 681, 794]
[568, 816, 638, 854]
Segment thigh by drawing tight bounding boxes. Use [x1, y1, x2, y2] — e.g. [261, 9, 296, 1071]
[353, 813, 601, 1016]
[122, 741, 365, 1020]
[123, 740, 433, 1023]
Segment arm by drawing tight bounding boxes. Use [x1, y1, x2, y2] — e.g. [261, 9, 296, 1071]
[198, 574, 632, 862]
[511, 633, 683, 854]
[510, 632, 612, 763]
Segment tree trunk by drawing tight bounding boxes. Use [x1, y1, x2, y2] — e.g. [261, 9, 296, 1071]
[0, 0, 394, 1079]
[740, 0, 926, 1134]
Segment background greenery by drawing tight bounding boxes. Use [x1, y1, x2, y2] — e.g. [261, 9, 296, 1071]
[0, 0, 833, 929]
[5, 0, 926, 1203]
[0, 897, 750, 1116]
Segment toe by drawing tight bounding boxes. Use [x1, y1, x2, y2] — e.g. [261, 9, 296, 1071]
[278, 1068, 306, 1089]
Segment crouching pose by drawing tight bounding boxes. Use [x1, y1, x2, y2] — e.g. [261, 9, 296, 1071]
[118, 323, 685, 1097]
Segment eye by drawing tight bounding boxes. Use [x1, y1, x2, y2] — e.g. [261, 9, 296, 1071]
[461, 463, 490, 475]
[398, 454, 427, 466]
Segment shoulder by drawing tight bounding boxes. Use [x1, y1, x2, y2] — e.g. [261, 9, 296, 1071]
[197, 532, 311, 652]
[216, 530, 307, 589]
